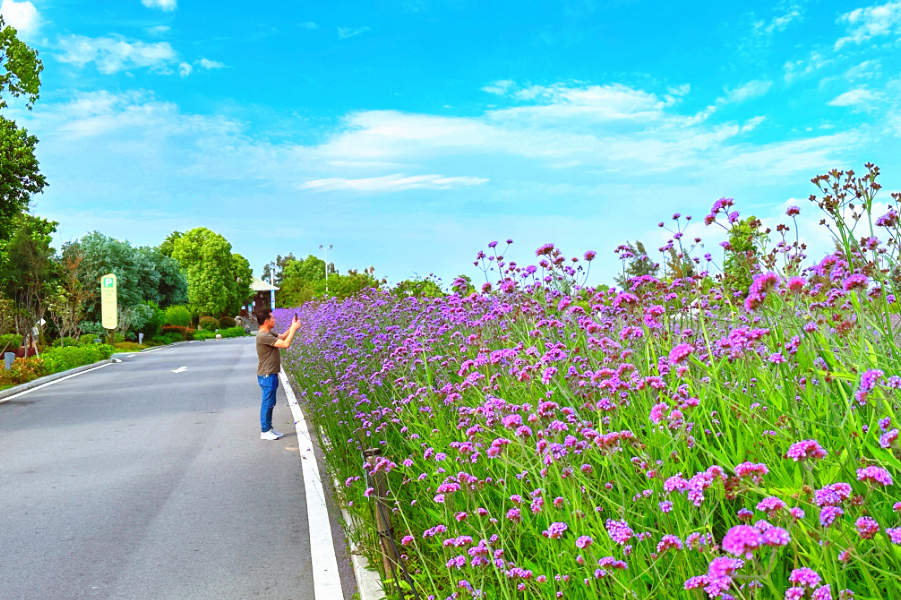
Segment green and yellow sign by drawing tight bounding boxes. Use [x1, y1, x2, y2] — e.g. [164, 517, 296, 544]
[101, 273, 117, 330]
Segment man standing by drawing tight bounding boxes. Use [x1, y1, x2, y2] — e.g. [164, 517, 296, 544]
[256, 308, 300, 440]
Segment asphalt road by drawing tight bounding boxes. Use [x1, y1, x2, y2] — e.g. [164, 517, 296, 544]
[0, 338, 342, 600]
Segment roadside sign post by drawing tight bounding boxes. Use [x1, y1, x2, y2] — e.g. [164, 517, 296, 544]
[101, 274, 118, 345]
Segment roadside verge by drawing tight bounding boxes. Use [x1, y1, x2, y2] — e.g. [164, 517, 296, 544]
[0, 358, 115, 404]
[279, 368, 386, 600]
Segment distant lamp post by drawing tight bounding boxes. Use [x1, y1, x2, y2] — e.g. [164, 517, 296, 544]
[319, 244, 333, 293]
[269, 261, 277, 309]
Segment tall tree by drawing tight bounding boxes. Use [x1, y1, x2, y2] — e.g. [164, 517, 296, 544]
[62, 232, 188, 318]
[47, 245, 95, 342]
[0, 212, 56, 334]
[158, 230, 183, 258]
[262, 253, 297, 286]
[282, 254, 334, 283]
[0, 16, 46, 240]
[172, 227, 242, 316]
[229, 253, 253, 315]
[141, 246, 188, 307]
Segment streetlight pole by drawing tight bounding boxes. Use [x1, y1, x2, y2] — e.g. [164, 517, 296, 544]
[319, 244, 332, 293]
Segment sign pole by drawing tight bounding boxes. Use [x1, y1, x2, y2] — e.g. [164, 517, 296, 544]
[100, 274, 118, 345]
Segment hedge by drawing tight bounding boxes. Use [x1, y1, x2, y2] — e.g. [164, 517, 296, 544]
[41, 344, 116, 374]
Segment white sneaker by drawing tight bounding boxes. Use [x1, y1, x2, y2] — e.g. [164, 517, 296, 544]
[261, 430, 282, 440]
[270, 429, 284, 437]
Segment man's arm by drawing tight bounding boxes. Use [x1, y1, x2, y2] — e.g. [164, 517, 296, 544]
[272, 317, 300, 348]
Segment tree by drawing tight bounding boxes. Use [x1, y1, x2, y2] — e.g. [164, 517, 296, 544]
[158, 231, 182, 258]
[0, 16, 42, 111]
[0, 16, 45, 241]
[0, 116, 46, 239]
[276, 255, 346, 308]
[614, 241, 659, 288]
[277, 277, 315, 307]
[282, 254, 334, 283]
[326, 268, 382, 300]
[141, 246, 187, 307]
[394, 275, 444, 298]
[229, 253, 253, 315]
[172, 227, 241, 316]
[47, 246, 95, 342]
[663, 247, 695, 281]
[262, 253, 297, 286]
[0, 212, 57, 334]
[63, 232, 187, 318]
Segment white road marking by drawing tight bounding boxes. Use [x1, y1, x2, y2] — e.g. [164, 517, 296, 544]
[126, 354, 135, 357]
[0, 363, 114, 404]
[280, 369, 344, 600]
[171, 366, 188, 373]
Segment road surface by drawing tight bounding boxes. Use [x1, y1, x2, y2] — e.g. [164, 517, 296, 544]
[0, 338, 353, 600]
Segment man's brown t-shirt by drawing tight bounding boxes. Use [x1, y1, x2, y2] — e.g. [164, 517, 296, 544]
[256, 330, 281, 376]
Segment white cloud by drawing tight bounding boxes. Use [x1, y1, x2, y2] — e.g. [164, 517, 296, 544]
[337, 26, 370, 39]
[827, 87, 884, 108]
[784, 51, 831, 83]
[197, 57, 225, 70]
[691, 80, 772, 122]
[178, 62, 192, 77]
[482, 80, 515, 95]
[299, 21, 318, 29]
[10, 82, 875, 286]
[753, 4, 803, 37]
[835, 1, 901, 49]
[141, 0, 177, 11]
[55, 35, 178, 74]
[301, 174, 489, 192]
[0, 0, 40, 36]
[844, 60, 882, 81]
[146, 25, 171, 36]
[723, 80, 773, 104]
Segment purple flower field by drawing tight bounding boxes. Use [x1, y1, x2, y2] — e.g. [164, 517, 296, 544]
[278, 166, 901, 599]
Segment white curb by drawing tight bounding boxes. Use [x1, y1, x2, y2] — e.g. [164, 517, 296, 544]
[340, 507, 386, 600]
[280, 369, 345, 600]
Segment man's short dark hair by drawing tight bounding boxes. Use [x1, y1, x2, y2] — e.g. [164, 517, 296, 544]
[257, 308, 273, 326]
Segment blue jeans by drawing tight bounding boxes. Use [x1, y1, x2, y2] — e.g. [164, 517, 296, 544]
[258, 374, 279, 433]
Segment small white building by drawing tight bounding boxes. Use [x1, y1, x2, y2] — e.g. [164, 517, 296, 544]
[248, 276, 279, 319]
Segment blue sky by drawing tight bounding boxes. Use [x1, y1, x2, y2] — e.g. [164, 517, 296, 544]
[2, 0, 900, 285]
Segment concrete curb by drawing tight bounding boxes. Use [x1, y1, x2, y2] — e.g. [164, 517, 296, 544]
[339, 506, 386, 600]
[0, 357, 115, 402]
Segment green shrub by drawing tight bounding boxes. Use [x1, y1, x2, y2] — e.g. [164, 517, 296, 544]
[78, 333, 100, 346]
[148, 332, 181, 346]
[219, 316, 236, 329]
[198, 316, 219, 331]
[41, 344, 115, 374]
[79, 321, 106, 337]
[194, 330, 217, 341]
[0, 333, 23, 351]
[218, 326, 247, 338]
[160, 325, 193, 340]
[113, 342, 146, 352]
[51, 336, 80, 348]
[132, 301, 164, 338]
[0, 357, 45, 385]
[163, 305, 192, 327]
